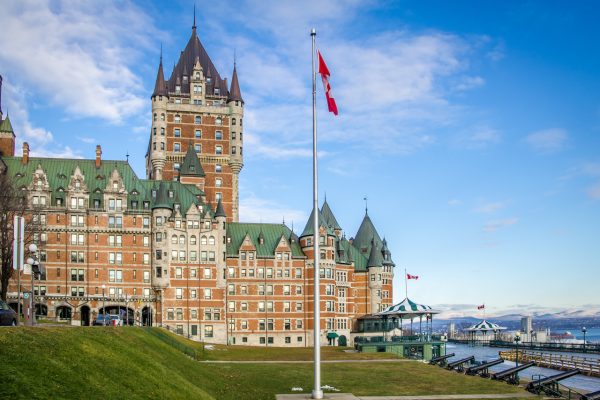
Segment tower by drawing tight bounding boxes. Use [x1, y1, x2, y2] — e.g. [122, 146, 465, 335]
[0, 75, 16, 157]
[145, 16, 244, 222]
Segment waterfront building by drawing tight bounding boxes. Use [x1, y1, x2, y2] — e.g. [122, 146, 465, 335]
[521, 316, 533, 334]
[0, 19, 395, 346]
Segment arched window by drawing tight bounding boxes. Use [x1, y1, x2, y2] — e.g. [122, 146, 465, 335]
[160, 127, 165, 135]
[153, 127, 156, 136]
[215, 146, 222, 155]
[171, 235, 178, 244]
[232, 118, 236, 125]
[195, 115, 201, 124]
[215, 117, 222, 125]
[201, 236, 207, 245]
[153, 113, 157, 121]
[161, 113, 165, 121]
[175, 114, 181, 123]
[208, 236, 215, 245]
[190, 235, 197, 245]
[179, 235, 185, 244]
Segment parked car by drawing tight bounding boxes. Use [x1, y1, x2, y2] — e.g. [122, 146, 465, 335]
[0, 300, 17, 326]
[92, 314, 111, 326]
[109, 315, 122, 326]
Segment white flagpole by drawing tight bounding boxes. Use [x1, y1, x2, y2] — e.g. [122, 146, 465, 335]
[404, 268, 408, 299]
[311, 28, 323, 400]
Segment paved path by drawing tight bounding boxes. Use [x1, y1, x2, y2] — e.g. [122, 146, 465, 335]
[201, 359, 413, 364]
[277, 393, 535, 400]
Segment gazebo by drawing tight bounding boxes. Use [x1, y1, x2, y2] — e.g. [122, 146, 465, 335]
[352, 297, 445, 360]
[465, 320, 507, 342]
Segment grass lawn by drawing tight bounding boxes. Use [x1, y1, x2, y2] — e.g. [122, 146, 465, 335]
[0, 326, 525, 400]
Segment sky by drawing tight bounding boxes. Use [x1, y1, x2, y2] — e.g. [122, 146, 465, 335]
[1, 0, 599, 319]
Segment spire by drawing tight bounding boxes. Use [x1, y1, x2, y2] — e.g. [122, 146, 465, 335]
[300, 207, 332, 238]
[152, 50, 167, 98]
[179, 141, 205, 177]
[353, 211, 383, 255]
[228, 61, 243, 103]
[0, 114, 14, 133]
[215, 197, 226, 218]
[367, 238, 383, 268]
[192, 4, 197, 32]
[320, 198, 341, 230]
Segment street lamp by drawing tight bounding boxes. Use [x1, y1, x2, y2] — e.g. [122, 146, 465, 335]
[582, 327, 587, 352]
[102, 284, 106, 326]
[530, 329, 534, 349]
[27, 243, 42, 325]
[514, 332, 521, 369]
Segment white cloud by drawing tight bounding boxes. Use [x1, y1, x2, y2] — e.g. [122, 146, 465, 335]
[525, 128, 568, 153]
[77, 136, 96, 144]
[483, 217, 518, 233]
[0, 0, 158, 124]
[30, 146, 83, 159]
[457, 126, 501, 149]
[475, 201, 506, 214]
[239, 192, 307, 224]
[448, 199, 462, 206]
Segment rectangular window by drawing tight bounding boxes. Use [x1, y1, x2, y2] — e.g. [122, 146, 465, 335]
[176, 288, 183, 299]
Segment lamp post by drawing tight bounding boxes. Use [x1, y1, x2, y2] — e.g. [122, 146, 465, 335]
[582, 327, 587, 352]
[102, 284, 106, 326]
[514, 332, 521, 370]
[26, 243, 41, 325]
[530, 329, 534, 349]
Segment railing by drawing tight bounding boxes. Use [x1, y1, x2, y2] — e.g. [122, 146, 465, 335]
[500, 350, 600, 377]
[145, 327, 202, 361]
[355, 334, 445, 344]
[490, 340, 600, 354]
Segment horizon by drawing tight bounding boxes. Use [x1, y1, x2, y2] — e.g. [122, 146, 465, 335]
[1, 0, 599, 315]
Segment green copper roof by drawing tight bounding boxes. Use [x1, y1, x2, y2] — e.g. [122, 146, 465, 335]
[2, 156, 205, 214]
[0, 116, 14, 133]
[367, 239, 383, 267]
[179, 143, 205, 177]
[226, 223, 305, 258]
[214, 197, 226, 218]
[300, 207, 334, 237]
[152, 181, 171, 209]
[353, 212, 383, 256]
[321, 199, 342, 230]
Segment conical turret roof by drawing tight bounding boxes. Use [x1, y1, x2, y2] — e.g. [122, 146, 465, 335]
[354, 211, 383, 255]
[367, 239, 383, 267]
[152, 182, 171, 210]
[215, 197, 226, 218]
[0, 115, 14, 133]
[300, 207, 333, 238]
[152, 55, 167, 98]
[228, 63, 243, 103]
[320, 198, 341, 230]
[179, 142, 205, 177]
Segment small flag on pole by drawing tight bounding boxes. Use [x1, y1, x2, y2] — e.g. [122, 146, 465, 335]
[477, 304, 485, 310]
[407, 273, 419, 280]
[317, 50, 338, 116]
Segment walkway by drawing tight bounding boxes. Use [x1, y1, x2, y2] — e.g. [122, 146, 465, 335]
[202, 359, 413, 364]
[277, 393, 536, 400]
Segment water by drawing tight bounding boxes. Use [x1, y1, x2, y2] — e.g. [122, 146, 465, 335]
[574, 327, 600, 343]
[446, 342, 600, 393]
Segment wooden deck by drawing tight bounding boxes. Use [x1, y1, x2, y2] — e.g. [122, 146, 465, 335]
[500, 350, 600, 378]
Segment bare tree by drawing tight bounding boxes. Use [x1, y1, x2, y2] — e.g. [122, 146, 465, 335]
[0, 168, 27, 301]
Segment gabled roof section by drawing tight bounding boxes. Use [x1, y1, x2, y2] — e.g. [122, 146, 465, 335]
[0, 115, 14, 133]
[300, 207, 334, 238]
[320, 199, 341, 230]
[227, 63, 243, 103]
[167, 26, 228, 97]
[227, 223, 304, 258]
[152, 54, 167, 98]
[179, 143, 205, 177]
[353, 211, 383, 255]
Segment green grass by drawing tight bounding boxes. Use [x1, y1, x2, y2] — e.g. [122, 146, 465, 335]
[0, 327, 525, 400]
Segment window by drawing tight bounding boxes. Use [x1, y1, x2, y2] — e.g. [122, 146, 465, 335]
[232, 118, 237, 125]
[215, 117, 222, 125]
[215, 131, 222, 140]
[232, 146, 236, 155]
[215, 164, 222, 173]
[174, 115, 181, 123]
[174, 143, 181, 152]
[176, 288, 183, 299]
[195, 130, 201, 138]
[215, 178, 222, 187]
[215, 145, 222, 155]
[204, 325, 213, 338]
[194, 143, 201, 153]
[190, 235, 197, 245]
[204, 288, 211, 299]
[143, 271, 150, 283]
[195, 115, 201, 123]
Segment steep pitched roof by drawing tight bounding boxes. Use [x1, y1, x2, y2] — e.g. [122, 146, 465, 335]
[227, 63, 243, 103]
[215, 197, 226, 218]
[151, 181, 171, 210]
[300, 207, 334, 238]
[320, 199, 341, 230]
[167, 27, 228, 96]
[367, 239, 383, 267]
[152, 55, 167, 97]
[353, 212, 383, 255]
[179, 143, 205, 177]
[226, 223, 304, 258]
[0, 115, 14, 133]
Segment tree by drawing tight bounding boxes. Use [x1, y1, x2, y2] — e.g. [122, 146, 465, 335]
[0, 167, 27, 301]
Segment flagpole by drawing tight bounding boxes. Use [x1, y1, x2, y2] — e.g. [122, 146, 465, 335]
[310, 27, 323, 400]
[404, 268, 408, 299]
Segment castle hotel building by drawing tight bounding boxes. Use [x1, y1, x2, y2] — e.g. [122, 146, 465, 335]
[0, 21, 394, 346]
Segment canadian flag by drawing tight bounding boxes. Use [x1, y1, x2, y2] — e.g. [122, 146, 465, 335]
[407, 273, 419, 280]
[317, 50, 338, 116]
[477, 304, 485, 310]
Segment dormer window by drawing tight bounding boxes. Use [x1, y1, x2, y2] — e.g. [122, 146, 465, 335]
[183, 76, 188, 84]
[143, 201, 150, 209]
[168, 190, 174, 198]
[190, 165, 195, 172]
[206, 77, 211, 83]
[175, 85, 181, 94]
[113, 182, 118, 191]
[214, 88, 220, 95]
[174, 203, 180, 211]
[152, 190, 157, 197]
[195, 72, 200, 79]
[36, 180, 43, 190]
[75, 181, 81, 189]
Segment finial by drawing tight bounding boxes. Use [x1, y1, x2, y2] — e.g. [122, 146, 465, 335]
[126, 151, 130, 163]
[364, 196, 368, 215]
[160, 43, 163, 63]
[282, 216, 285, 225]
[193, 3, 196, 30]
[234, 48, 237, 67]
[324, 191, 327, 203]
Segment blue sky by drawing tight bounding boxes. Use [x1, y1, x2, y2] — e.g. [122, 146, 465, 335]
[1, 0, 599, 318]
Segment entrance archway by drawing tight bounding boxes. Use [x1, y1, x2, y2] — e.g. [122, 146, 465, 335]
[9, 302, 23, 316]
[142, 307, 153, 326]
[56, 306, 72, 321]
[35, 304, 48, 317]
[80, 305, 90, 326]
[98, 305, 134, 325]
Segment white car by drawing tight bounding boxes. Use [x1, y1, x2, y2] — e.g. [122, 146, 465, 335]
[109, 315, 122, 326]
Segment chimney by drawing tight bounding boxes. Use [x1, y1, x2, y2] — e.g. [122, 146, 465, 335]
[95, 145, 102, 168]
[22, 142, 29, 165]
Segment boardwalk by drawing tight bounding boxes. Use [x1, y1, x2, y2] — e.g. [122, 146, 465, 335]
[500, 350, 600, 377]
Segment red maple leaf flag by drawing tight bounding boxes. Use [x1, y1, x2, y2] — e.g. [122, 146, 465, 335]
[317, 50, 338, 116]
[477, 304, 485, 310]
[407, 273, 419, 280]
